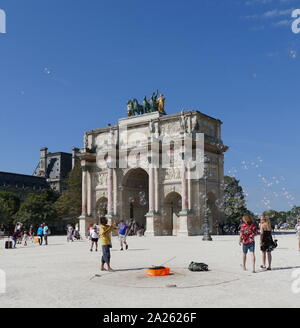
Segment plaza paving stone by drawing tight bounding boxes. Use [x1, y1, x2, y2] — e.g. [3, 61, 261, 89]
[0, 234, 299, 308]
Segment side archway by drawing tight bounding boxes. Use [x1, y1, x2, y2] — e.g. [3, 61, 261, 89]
[96, 197, 108, 224]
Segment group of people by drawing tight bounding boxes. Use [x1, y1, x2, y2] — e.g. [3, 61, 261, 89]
[91, 215, 300, 274]
[8, 222, 49, 247]
[36, 223, 50, 246]
[5, 215, 300, 274]
[239, 215, 300, 273]
[87, 219, 130, 271]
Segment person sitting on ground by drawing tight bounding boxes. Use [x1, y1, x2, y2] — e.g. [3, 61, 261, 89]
[118, 220, 129, 251]
[99, 217, 118, 272]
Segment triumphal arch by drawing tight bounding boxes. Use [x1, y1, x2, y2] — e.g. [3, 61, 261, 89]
[78, 96, 228, 236]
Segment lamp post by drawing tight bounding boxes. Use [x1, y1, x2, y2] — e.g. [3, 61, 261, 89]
[203, 154, 212, 241]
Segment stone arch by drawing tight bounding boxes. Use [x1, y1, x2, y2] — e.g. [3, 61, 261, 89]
[95, 197, 108, 224]
[162, 191, 182, 236]
[121, 168, 149, 227]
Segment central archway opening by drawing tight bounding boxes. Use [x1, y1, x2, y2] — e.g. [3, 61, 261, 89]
[122, 168, 149, 229]
[163, 192, 182, 236]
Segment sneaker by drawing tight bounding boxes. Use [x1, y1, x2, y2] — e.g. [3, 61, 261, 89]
[120, 248, 123, 251]
[95, 249, 98, 252]
[126, 245, 128, 250]
[90, 249, 93, 252]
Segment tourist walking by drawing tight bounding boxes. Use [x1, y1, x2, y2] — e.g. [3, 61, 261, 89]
[11, 230, 20, 248]
[99, 217, 118, 271]
[29, 224, 34, 242]
[295, 218, 300, 251]
[67, 224, 74, 242]
[260, 216, 276, 270]
[90, 227, 99, 252]
[43, 223, 49, 245]
[14, 222, 22, 233]
[23, 230, 29, 246]
[239, 215, 257, 273]
[37, 225, 44, 245]
[118, 220, 129, 251]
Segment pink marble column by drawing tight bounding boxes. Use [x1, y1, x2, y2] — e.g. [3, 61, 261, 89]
[107, 167, 113, 215]
[154, 168, 159, 212]
[113, 169, 117, 215]
[81, 166, 88, 216]
[87, 169, 92, 216]
[181, 162, 188, 212]
[187, 168, 192, 211]
[148, 167, 154, 213]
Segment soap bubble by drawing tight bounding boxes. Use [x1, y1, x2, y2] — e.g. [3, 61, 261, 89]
[44, 67, 51, 75]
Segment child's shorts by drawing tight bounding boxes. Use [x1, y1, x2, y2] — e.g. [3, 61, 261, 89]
[119, 234, 126, 243]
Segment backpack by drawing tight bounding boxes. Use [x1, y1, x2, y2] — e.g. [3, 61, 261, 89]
[188, 262, 209, 272]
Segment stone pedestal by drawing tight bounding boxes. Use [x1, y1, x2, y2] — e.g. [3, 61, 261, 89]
[177, 211, 194, 236]
[79, 215, 94, 237]
[145, 212, 161, 236]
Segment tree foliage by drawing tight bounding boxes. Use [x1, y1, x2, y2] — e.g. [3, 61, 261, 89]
[14, 190, 59, 226]
[0, 191, 20, 226]
[55, 163, 82, 221]
[222, 176, 251, 222]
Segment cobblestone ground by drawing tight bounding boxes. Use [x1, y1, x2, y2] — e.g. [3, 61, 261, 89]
[0, 234, 299, 308]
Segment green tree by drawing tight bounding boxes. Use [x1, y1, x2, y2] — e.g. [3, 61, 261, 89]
[222, 176, 251, 222]
[14, 190, 59, 226]
[55, 163, 82, 221]
[0, 191, 20, 226]
[262, 209, 280, 226]
[286, 206, 300, 225]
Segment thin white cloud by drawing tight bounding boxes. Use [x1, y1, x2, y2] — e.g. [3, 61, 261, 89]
[272, 19, 292, 26]
[245, 0, 297, 5]
[263, 8, 294, 18]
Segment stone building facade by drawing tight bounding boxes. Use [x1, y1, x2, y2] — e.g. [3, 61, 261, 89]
[0, 171, 50, 200]
[33, 147, 79, 193]
[0, 147, 79, 199]
[78, 110, 228, 236]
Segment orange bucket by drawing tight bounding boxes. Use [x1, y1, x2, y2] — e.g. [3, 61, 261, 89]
[147, 267, 170, 276]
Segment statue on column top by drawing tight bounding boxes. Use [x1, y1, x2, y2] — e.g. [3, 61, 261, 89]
[157, 94, 166, 114]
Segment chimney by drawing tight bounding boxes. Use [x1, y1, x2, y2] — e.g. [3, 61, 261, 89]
[72, 147, 80, 169]
[39, 147, 48, 177]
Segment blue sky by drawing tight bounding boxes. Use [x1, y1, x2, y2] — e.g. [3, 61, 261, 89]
[0, 0, 299, 214]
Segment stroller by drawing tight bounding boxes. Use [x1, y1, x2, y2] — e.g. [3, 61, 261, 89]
[73, 230, 82, 240]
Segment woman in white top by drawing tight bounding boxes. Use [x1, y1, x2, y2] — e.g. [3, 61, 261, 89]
[295, 218, 300, 251]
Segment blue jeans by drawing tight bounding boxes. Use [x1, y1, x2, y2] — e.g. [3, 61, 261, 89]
[242, 243, 255, 254]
